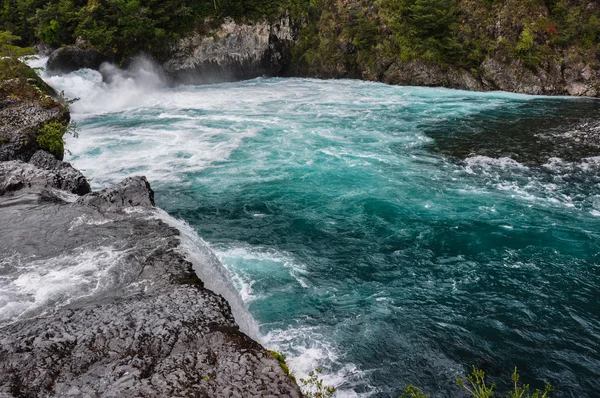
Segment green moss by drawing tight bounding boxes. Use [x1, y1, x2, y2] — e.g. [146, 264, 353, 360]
[36, 121, 67, 158]
[268, 350, 295, 382]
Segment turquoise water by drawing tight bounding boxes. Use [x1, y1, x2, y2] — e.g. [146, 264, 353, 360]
[44, 68, 600, 397]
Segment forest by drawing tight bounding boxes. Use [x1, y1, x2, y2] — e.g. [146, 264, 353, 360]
[0, 0, 599, 72]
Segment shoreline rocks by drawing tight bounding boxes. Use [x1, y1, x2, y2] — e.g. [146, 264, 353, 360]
[0, 75, 302, 397]
[0, 77, 69, 163]
[0, 175, 302, 397]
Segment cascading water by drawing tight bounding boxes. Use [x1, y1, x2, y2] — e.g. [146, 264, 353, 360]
[27, 57, 600, 397]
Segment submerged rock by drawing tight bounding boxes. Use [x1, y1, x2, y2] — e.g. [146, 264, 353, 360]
[47, 45, 109, 74]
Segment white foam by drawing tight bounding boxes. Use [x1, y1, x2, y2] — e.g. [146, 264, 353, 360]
[153, 209, 261, 340]
[264, 325, 374, 397]
[0, 247, 123, 324]
[214, 244, 310, 289]
[464, 156, 528, 175]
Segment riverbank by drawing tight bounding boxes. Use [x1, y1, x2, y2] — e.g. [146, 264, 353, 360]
[0, 66, 302, 397]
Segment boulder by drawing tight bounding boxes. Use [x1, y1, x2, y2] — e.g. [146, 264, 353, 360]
[46, 45, 109, 74]
[0, 156, 90, 196]
[76, 176, 155, 211]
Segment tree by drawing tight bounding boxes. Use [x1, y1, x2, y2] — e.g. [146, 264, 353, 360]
[0, 30, 33, 79]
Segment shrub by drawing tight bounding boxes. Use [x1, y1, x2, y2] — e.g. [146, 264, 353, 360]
[299, 368, 336, 398]
[36, 121, 67, 158]
[455, 366, 552, 398]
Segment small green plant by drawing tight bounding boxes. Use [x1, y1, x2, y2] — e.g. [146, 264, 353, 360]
[456, 367, 495, 398]
[37, 121, 67, 157]
[269, 350, 294, 380]
[507, 367, 552, 398]
[401, 385, 429, 398]
[299, 368, 336, 398]
[455, 366, 552, 398]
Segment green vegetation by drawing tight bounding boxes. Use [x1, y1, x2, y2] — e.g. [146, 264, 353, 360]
[402, 367, 552, 398]
[1, 0, 598, 72]
[36, 121, 67, 157]
[0, 30, 33, 79]
[299, 368, 336, 398]
[0, 0, 308, 61]
[36, 120, 78, 158]
[269, 350, 295, 381]
[292, 0, 600, 78]
[401, 385, 429, 398]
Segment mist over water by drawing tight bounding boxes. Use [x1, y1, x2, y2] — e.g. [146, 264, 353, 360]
[32, 58, 600, 397]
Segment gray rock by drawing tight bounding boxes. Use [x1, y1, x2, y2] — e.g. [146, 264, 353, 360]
[164, 16, 294, 84]
[75, 176, 155, 211]
[0, 84, 69, 162]
[47, 45, 109, 74]
[0, 157, 90, 195]
[28, 150, 91, 195]
[382, 60, 484, 91]
[0, 189, 302, 397]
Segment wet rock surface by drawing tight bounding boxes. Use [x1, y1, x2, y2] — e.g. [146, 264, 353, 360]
[0, 157, 90, 196]
[0, 175, 302, 397]
[75, 176, 155, 211]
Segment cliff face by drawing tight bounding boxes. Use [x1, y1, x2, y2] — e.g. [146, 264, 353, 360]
[285, 0, 600, 97]
[374, 52, 600, 96]
[0, 73, 302, 398]
[163, 16, 295, 84]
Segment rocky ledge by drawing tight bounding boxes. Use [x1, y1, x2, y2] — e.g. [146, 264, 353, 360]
[0, 77, 301, 397]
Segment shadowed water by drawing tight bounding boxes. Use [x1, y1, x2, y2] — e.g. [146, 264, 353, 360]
[31, 61, 600, 397]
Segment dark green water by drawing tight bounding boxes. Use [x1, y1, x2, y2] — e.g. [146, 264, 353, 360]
[56, 74, 600, 397]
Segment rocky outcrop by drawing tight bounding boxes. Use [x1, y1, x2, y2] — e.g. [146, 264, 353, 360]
[0, 151, 90, 195]
[164, 16, 294, 84]
[0, 78, 69, 162]
[382, 60, 484, 91]
[294, 54, 600, 96]
[76, 176, 155, 210]
[47, 45, 109, 74]
[479, 54, 600, 96]
[0, 174, 302, 397]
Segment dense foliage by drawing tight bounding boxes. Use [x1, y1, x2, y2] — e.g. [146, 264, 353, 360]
[0, 29, 33, 79]
[1, 0, 598, 69]
[292, 0, 600, 77]
[0, 0, 303, 60]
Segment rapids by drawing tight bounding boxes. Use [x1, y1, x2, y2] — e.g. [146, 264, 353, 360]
[25, 57, 600, 397]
